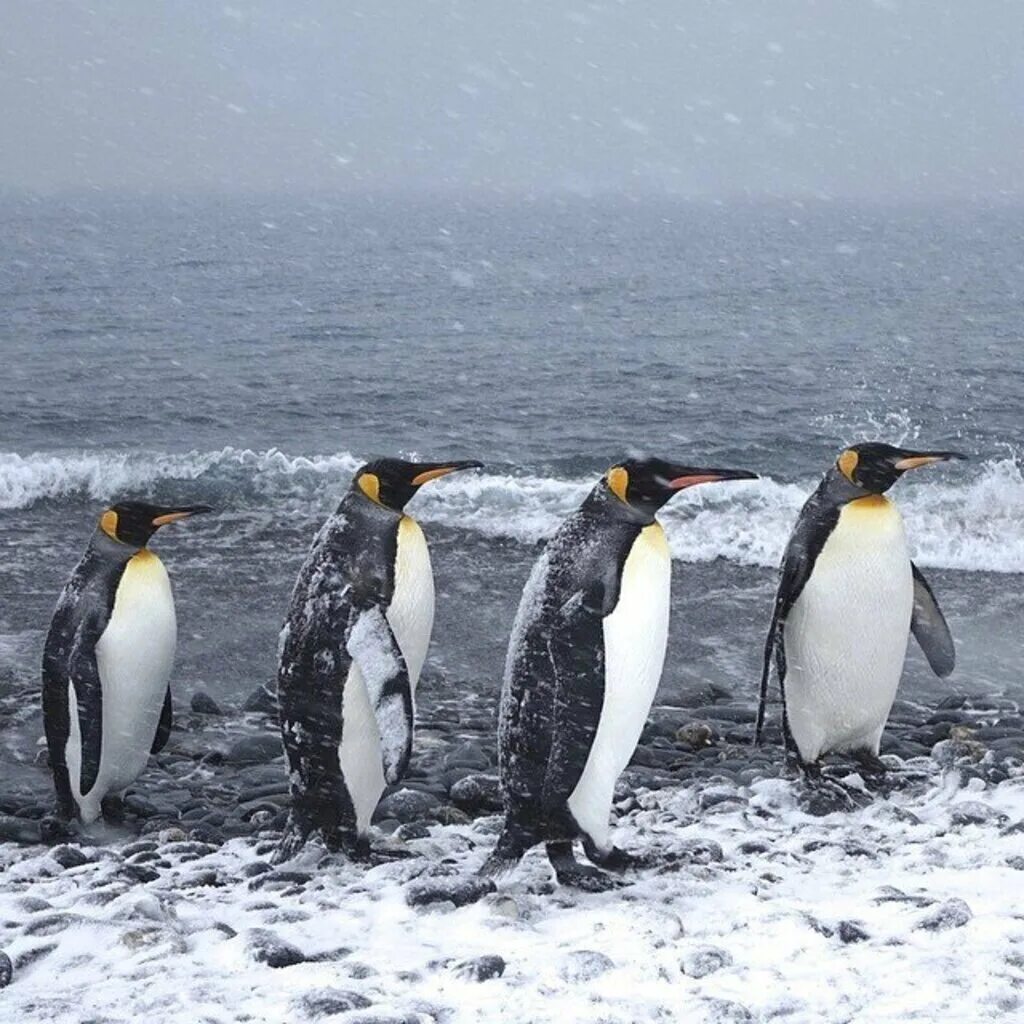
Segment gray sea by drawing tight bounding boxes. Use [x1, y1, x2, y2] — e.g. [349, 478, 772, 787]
[1, 193, 1022, 795]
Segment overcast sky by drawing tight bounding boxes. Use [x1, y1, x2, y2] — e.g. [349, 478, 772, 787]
[2, 0, 1022, 197]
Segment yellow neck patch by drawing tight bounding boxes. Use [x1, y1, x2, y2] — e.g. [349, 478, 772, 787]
[847, 494, 892, 513]
[358, 472, 382, 504]
[607, 466, 629, 504]
[100, 509, 119, 541]
[837, 449, 859, 483]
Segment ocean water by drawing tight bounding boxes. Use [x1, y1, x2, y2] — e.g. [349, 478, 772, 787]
[1, 193, 1022, 793]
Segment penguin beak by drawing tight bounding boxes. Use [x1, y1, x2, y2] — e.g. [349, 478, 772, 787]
[893, 451, 967, 471]
[666, 467, 759, 489]
[410, 461, 484, 486]
[150, 504, 215, 527]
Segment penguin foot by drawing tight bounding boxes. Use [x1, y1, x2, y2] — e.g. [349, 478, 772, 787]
[583, 841, 650, 873]
[40, 815, 77, 844]
[271, 823, 311, 865]
[547, 842, 623, 892]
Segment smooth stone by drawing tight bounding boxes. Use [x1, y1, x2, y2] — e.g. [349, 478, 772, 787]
[238, 782, 290, 804]
[247, 928, 306, 968]
[838, 921, 870, 944]
[405, 876, 496, 908]
[917, 898, 973, 932]
[442, 742, 491, 771]
[190, 691, 224, 715]
[242, 683, 278, 715]
[395, 823, 431, 841]
[453, 955, 506, 982]
[702, 998, 753, 1023]
[449, 774, 503, 814]
[50, 845, 91, 870]
[560, 950, 614, 983]
[189, 824, 227, 846]
[0, 815, 41, 844]
[950, 801, 999, 826]
[225, 734, 282, 765]
[23, 913, 85, 937]
[680, 945, 732, 978]
[123, 794, 159, 818]
[294, 988, 372, 1016]
[375, 789, 441, 824]
[0, 951, 12, 988]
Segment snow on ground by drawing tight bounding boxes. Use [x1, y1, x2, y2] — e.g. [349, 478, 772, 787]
[1, 767, 1023, 1024]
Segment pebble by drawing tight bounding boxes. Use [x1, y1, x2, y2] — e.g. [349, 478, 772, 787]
[246, 927, 306, 968]
[50, 845, 91, 870]
[442, 742, 491, 771]
[950, 801, 999, 826]
[449, 774, 503, 815]
[838, 921, 870, 944]
[405, 876, 496, 908]
[680, 945, 732, 978]
[453, 955, 506, 982]
[0, 951, 11, 988]
[225, 734, 283, 765]
[917, 898, 973, 932]
[375, 789, 441, 824]
[294, 988, 372, 1016]
[560, 949, 615, 983]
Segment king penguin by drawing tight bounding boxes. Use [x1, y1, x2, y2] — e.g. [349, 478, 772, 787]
[756, 442, 965, 778]
[42, 500, 213, 824]
[483, 457, 757, 890]
[275, 456, 483, 861]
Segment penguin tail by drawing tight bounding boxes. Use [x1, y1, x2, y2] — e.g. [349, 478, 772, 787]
[478, 822, 534, 878]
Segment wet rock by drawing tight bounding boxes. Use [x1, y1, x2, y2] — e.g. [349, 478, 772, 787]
[449, 774, 503, 814]
[225, 734, 282, 765]
[671, 838, 725, 865]
[395, 823, 431, 841]
[375, 789, 441, 824]
[675, 722, 715, 750]
[917, 898, 973, 932]
[0, 814, 41, 844]
[190, 691, 224, 716]
[405, 876, 496, 908]
[188, 824, 226, 846]
[443, 742, 491, 771]
[50, 845, 90, 870]
[247, 927, 306, 968]
[1007, 856, 1024, 871]
[453, 955, 506, 982]
[120, 863, 160, 883]
[242, 683, 278, 715]
[294, 988, 372, 1016]
[702, 998, 753, 1023]
[123, 794, 159, 818]
[560, 949, 614, 982]
[950, 802, 999, 826]
[838, 921, 870, 944]
[699, 787, 745, 811]
[0, 951, 11, 988]
[23, 913, 85, 937]
[433, 806, 471, 826]
[680, 945, 732, 978]
[13, 943, 56, 971]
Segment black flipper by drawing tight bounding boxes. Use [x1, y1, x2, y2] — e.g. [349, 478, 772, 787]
[910, 562, 955, 677]
[151, 687, 173, 754]
[756, 489, 840, 746]
[540, 581, 609, 839]
[345, 605, 413, 784]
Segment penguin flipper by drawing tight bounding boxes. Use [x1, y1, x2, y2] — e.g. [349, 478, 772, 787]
[540, 585, 607, 829]
[345, 605, 413, 785]
[151, 687, 173, 754]
[910, 562, 955, 677]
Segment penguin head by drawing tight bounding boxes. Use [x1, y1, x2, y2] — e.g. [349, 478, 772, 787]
[353, 458, 484, 511]
[834, 443, 966, 494]
[99, 501, 214, 548]
[602, 458, 758, 518]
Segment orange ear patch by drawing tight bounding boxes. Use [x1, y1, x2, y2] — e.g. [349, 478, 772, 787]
[837, 449, 859, 482]
[358, 472, 382, 504]
[99, 509, 119, 540]
[606, 466, 629, 503]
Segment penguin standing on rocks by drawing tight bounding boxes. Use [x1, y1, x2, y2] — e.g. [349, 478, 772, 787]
[483, 457, 758, 890]
[756, 443, 964, 780]
[275, 457, 482, 861]
[42, 500, 213, 824]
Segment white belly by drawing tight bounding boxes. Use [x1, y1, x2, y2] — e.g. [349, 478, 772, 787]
[339, 517, 435, 832]
[568, 523, 671, 851]
[784, 497, 913, 763]
[67, 550, 177, 823]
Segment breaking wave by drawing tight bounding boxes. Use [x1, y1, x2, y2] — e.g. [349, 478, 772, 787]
[1, 448, 1021, 573]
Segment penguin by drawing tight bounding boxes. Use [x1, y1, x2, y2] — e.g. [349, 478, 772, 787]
[275, 456, 483, 861]
[42, 500, 213, 824]
[483, 457, 757, 890]
[756, 442, 965, 778]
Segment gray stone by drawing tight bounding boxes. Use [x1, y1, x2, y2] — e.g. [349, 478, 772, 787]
[917, 898, 973, 932]
[950, 801, 998, 826]
[675, 722, 715, 750]
[449, 774, 503, 814]
[838, 921, 870, 944]
[680, 945, 732, 978]
[0, 951, 11, 989]
[405, 876, 496, 908]
[49, 845, 90, 870]
[190, 691, 224, 716]
[225, 734, 282, 765]
[247, 928, 306, 968]
[453, 955, 506, 982]
[294, 988, 372, 1017]
[560, 949, 614, 983]
[375, 788, 441, 824]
